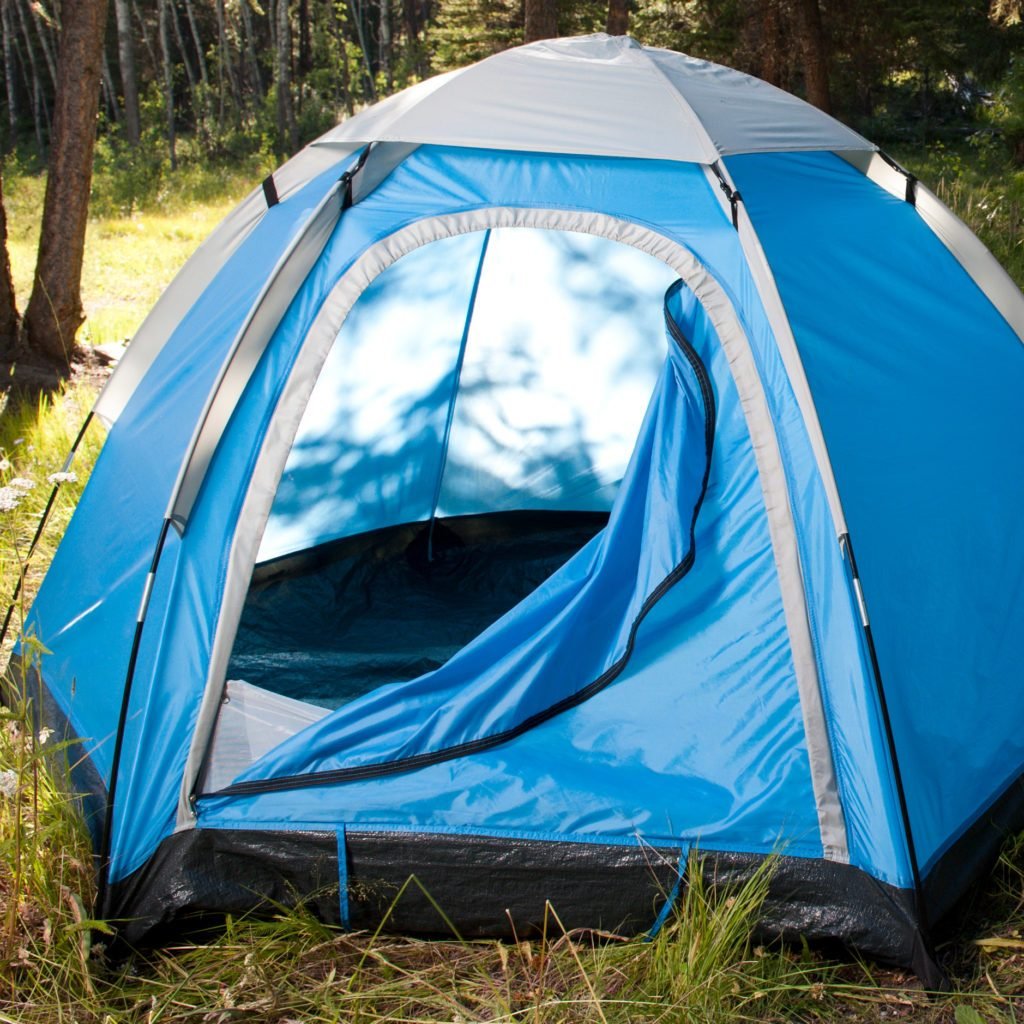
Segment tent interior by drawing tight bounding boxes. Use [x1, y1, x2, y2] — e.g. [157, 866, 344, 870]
[225, 228, 678, 717]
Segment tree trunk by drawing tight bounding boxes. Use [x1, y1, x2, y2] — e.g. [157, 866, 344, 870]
[275, 0, 296, 153]
[15, 0, 49, 150]
[238, 0, 262, 102]
[328, 0, 353, 114]
[348, 0, 377, 100]
[2, 2, 20, 141]
[22, 0, 108, 368]
[378, 0, 392, 91]
[524, 0, 557, 43]
[215, 0, 241, 126]
[157, 0, 177, 169]
[758, 0, 785, 88]
[0, 171, 19, 358]
[605, 0, 628, 36]
[183, 0, 209, 90]
[169, 0, 202, 137]
[102, 48, 122, 125]
[298, 0, 312, 73]
[28, 0, 58, 90]
[132, 0, 158, 76]
[113, 0, 140, 143]
[793, 0, 831, 113]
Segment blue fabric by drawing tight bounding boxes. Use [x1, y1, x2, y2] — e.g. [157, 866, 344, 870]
[730, 150, 1024, 876]
[25, 156, 353, 790]
[258, 227, 675, 563]
[198, 277, 820, 866]
[233, 280, 711, 782]
[40, 146, 833, 882]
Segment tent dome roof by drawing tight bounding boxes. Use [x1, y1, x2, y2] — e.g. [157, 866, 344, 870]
[315, 34, 874, 163]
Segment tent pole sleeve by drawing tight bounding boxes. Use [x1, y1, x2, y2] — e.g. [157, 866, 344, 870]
[839, 532, 931, 943]
[0, 410, 95, 650]
[165, 170, 351, 532]
[96, 516, 173, 918]
[426, 228, 490, 561]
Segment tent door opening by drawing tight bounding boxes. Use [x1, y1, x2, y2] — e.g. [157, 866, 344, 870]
[223, 227, 677, 713]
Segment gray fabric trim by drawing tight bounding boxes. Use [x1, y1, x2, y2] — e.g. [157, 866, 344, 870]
[176, 208, 849, 865]
[203, 680, 330, 793]
[702, 163, 848, 861]
[840, 151, 1024, 345]
[704, 163, 848, 537]
[94, 143, 357, 428]
[168, 180, 345, 527]
[350, 141, 419, 205]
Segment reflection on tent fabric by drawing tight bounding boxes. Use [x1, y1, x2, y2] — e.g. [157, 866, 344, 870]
[258, 228, 673, 563]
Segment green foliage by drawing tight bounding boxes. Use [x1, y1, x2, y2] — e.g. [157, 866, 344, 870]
[985, 55, 1024, 164]
[430, 0, 523, 73]
[896, 140, 1024, 288]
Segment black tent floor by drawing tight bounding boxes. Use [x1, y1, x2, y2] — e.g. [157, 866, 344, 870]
[228, 511, 608, 709]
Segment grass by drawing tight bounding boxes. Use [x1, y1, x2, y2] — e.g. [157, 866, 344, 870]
[1, 139, 1024, 1021]
[5, 149, 270, 348]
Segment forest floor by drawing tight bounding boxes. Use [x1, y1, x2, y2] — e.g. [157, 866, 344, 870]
[0, 141, 1023, 1022]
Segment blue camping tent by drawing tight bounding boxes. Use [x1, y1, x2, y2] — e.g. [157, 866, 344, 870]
[20, 34, 1024, 983]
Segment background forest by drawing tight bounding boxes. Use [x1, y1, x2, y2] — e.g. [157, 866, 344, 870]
[4, 0, 1024, 182]
[3, 3, 1024, 1022]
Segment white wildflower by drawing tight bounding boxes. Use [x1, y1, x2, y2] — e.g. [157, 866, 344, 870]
[8, 477, 33, 491]
[12, 438, 23, 446]
[46, 471, 77, 485]
[37, 727, 53, 746]
[0, 457, 10, 472]
[0, 487, 22, 512]
[0, 769, 18, 798]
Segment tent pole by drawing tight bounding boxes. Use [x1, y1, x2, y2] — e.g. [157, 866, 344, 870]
[0, 410, 95, 651]
[426, 229, 491, 562]
[95, 515, 173, 919]
[840, 533, 936, 954]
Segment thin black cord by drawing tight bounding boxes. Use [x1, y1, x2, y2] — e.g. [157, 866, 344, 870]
[0, 411, 94, 650]
[95, 516, 172, 918]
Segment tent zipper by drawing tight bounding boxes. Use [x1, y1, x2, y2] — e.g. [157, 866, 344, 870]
[207, 288, 717, 799]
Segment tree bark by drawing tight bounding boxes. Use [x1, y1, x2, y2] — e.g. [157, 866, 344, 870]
[524, 0, 557, 43]
[275, 0, 297, 153]
[132, 0, 158, 77]
[605, 0, 628, 36]
[2, 2, 20, 141]
[102, 47, 122, 125]
[298, 0, 312, 73]
[348, 0, 377, 100]
[22, 0, 108, 368]
[238, 0, 262, 102]
[378, 0, 392, 90]
[169, 0, 202, 137]
[157, 0, 177, 168]
[328, 0, 353, 114]
[15, 0, 49, 150]
[28, 0, 58, 90]
[113, 0, 140, 143]
[0, 170, 19, 358]
[793, 0, 831, 113]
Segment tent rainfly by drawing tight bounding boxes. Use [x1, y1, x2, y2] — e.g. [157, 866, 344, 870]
[19, 34, 1024, 986]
